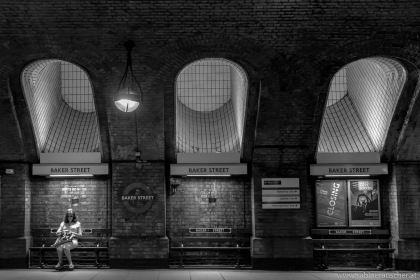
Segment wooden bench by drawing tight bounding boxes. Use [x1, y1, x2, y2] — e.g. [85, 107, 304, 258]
[29, 228, 110, 268]
[311, 229, 395, 270]
[170, 229, 251, 268]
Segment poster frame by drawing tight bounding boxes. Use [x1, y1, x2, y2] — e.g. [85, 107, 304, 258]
[315, 179, 348, 228]
[347, 179, 381, 227]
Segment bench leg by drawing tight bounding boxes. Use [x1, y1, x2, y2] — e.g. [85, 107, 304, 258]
[319, 252, 328, 270]
[179, 248, 184, 268]
[39, 249, 45, 269]
[235, 248, 241, 269]
[95, 249, 101, 268]
[377, 252, 386, 270]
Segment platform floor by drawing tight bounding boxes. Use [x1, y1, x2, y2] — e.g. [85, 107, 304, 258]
[0, 269, 418, 280]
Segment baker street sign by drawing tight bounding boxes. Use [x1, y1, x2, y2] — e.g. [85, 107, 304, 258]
[120, 183, 155, 214]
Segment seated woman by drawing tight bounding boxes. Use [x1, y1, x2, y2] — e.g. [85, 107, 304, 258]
[54, 208, 82, 270]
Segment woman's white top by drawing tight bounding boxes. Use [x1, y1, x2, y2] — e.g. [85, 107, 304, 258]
[57, 221, 82, 238]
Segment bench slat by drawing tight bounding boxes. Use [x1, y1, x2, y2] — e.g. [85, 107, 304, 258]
[312, 239, 391, 244]
[314, 248, 395, 252]
[171, 246, 250, 250]
[311, 229, 390, 235]
[30, 247, 108, 251]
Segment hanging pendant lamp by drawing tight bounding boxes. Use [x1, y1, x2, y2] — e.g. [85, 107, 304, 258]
[114, 40, 143, 112]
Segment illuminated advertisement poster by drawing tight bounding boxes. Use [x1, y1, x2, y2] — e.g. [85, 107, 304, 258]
[348, 179, 381, 227]
[315, 180, 347, 227]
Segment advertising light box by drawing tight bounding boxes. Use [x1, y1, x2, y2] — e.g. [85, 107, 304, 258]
[315, 180, 347, 227]
[348, 179, 381, 227]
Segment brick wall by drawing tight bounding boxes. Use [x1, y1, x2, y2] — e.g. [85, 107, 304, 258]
[251, 147, 312, 269]
[110, 162, 166, 266]
[167, 177, 252, 235]
[252, 147, 310, 237]
[0, 164, 30, 238]
[112, 162, 165, 237]
[389, 164, 420, 238]
[30, 177, 110, 229]
[389, 163, 420, 269]
[0, 0, 419, 270]
[0, 163, 30, 268]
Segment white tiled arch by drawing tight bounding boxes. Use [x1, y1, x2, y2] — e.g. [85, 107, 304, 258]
[21, 60, 101, 154]
[175, 58, 248, 154]
[318, 57, 407, 154]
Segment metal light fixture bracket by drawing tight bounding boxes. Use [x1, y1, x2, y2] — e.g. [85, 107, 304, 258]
[114, 40, 143, 112]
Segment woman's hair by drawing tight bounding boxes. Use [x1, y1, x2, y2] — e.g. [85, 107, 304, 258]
[63, 209, 78, 224]
[356, 194, 371, 206]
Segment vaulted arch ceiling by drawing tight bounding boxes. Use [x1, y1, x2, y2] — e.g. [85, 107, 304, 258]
[21, 60, 101, 156]
[318, 57, 406, 155]
[175, 58, 248, 154]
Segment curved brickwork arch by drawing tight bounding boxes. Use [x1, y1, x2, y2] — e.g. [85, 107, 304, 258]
[145, 33, 285, 162]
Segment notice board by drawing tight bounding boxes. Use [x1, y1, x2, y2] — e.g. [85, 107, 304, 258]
[262, 178, 300, 209]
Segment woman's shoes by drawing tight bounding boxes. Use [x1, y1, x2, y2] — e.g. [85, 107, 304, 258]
[55, 262, 63, 270]
[55, 262, 74, 271]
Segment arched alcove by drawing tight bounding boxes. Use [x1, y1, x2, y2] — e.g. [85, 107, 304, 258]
[317, 57, 407, 155]
[21, 60, 101, 156]
[175, 58, 249, 154]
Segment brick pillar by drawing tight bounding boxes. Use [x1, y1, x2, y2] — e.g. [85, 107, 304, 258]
[389, 163, 420, 270]
[110, 162, 168, 268]
[0, 164, 31, 268]
[251, 148, 313, 270]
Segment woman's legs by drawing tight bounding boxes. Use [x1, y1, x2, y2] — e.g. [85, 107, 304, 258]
[55, 247, 63, 268]
[62, 240, 78, 269]
[63, 247, 72, 262]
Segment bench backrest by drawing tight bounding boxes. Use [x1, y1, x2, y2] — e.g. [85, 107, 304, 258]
[171, 228, 251, 246]
[31, 228, 111, 247]
[311, 228, 393, 248]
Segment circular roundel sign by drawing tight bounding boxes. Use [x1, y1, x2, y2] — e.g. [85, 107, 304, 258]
[120, 183, 155, 214]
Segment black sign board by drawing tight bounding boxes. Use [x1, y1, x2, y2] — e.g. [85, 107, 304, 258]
[189, 228, 232, 233]
[329, 230, 372, 235]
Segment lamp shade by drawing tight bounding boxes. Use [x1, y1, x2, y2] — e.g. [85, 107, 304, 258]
[114, 87, 141, 112]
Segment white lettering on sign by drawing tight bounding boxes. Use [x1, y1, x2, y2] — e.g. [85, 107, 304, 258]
[329, 230, 372, 235]
[121, 195, 154, 201]
[357, 181, 373, 191]
[327, 182, 340, 216]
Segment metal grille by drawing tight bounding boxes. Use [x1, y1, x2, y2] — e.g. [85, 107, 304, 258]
[326, 68, 348, 107]
[21, 60, 101, 154]
[347, 58, 406, 151]
[61, 62, 95, 113]
[177, 61, 231, 112]
[176, 58, 248, 153]
[318, 57, 406, 154]
[319, 95, 375, 153]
